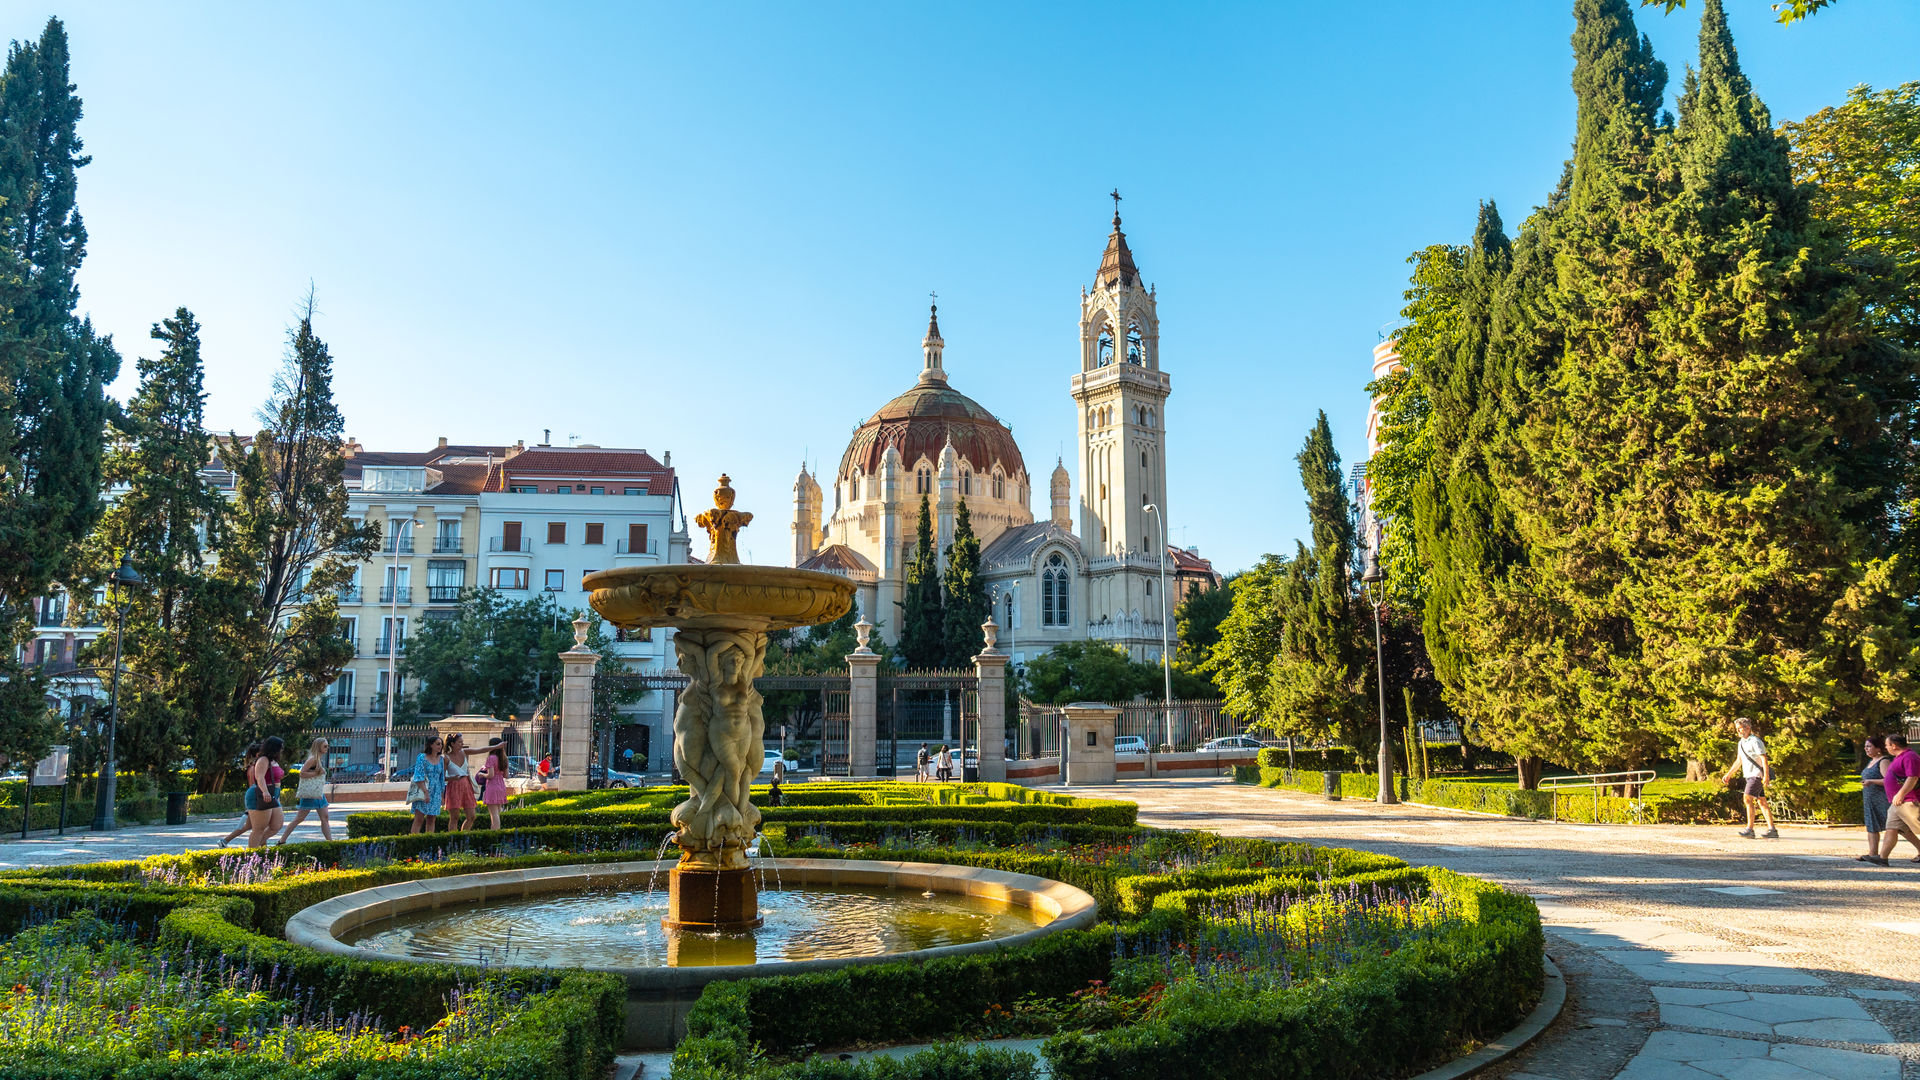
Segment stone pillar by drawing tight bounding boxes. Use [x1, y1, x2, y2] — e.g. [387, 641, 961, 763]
[556, 616, 599, 791]
[1062, 703, 1119, 786]
[974, 617, 1008, 783]
[846, 617, 880, 778]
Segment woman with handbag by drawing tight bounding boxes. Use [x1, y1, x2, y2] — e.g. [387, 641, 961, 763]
[244, 736, 287, 848]
[277, 737, 335, 844]
[443, 733, 478, 833]
[476, 739, 510, 830]
[408, 735, 448, 834]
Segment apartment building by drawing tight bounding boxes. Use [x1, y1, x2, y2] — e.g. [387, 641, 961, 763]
[477, 443, 688, 770]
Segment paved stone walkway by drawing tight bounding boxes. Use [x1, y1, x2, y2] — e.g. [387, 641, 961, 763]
[1053, 777, 1918, 1080]
[0, 802, 409, 869]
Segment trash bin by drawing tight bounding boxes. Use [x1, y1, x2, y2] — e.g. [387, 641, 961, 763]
[165, 791, 190, 826]
[1322, 771, 1343, 801]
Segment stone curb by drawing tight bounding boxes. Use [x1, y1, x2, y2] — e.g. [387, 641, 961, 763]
[1404, 955, 1565, 1080]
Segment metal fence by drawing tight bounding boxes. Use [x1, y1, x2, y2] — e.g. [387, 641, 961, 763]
[1014, 698, 1256, 757]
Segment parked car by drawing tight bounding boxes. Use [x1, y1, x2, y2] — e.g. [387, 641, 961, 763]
[588, 764, 645, 789]
[1113, 735, 1150, 755]
[760, 750, 806, 774]
[329, 763, 384, 784]
[1199, 735, 1266, 751]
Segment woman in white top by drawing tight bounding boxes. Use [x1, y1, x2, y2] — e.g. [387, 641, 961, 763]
[443, 733, 478, 833]
[276, 737, 333, 844]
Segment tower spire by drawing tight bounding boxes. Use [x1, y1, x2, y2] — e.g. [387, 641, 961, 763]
[919, 292, 947, 384]
[1096, 195, 1139, 288]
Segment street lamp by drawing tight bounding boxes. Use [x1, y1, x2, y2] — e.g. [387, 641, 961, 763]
[1144, 504, 1172, 752]
[1361, 551, 1397, 805]
[381, 518, 419, 782]
[92, 553, 143, 831]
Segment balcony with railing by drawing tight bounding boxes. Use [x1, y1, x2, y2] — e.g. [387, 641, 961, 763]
[374, 637, 406, 657]
[427, 585, 465, 603]
[35, 603, 67, 627]
[335, 585, 363, 604]
[613, 538, 661, 565]
[489, 536, 532, 553]
[378, 586, 412, 604]
[383, 537, 415, 555]
[431, 536, 466, 554]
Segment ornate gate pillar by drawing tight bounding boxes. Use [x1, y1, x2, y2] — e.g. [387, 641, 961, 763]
[974, 617, 1008, 783]
[557, 616, 599, 791]
[846, 618, 880, 778]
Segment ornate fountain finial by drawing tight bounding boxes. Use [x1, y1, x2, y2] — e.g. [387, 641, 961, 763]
[695, 474, 753, 565]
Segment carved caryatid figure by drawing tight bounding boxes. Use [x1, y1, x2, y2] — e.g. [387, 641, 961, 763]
[695, 475, 753, 565]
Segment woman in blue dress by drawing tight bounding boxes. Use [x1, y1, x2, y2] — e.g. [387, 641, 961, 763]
[1859, 734, 1892, 865]
[408, 734, 448, 834]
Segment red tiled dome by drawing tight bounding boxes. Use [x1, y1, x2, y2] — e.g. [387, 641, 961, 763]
[837, 381, 1026, 483]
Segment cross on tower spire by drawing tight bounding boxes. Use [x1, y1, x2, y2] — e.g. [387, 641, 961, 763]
[1109, 188, 1122, 224]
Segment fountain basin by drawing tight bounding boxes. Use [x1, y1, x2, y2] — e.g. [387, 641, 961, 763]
[284, 859, 1098, 1048]
[583, 564, 855, 632]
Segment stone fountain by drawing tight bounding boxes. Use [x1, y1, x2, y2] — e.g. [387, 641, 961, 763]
[582, 475, 854, 931]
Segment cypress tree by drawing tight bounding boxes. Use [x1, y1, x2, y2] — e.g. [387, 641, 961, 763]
[1265, 412, 1371, 749]
[0, 19, 120, 768]
[1622, 0, 1918, 790]
[941, 499, 989, 667]
[895, 495, 945, 669]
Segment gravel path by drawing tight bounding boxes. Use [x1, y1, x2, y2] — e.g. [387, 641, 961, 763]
[1051, 777, 1919, 1080]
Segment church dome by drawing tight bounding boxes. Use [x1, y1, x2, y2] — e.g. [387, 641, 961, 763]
[837, 381, 1026, 481]
[837, 305, 1027, 483]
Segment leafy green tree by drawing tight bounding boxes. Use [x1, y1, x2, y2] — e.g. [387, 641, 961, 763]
[0, 19, 120, 769]
[941, 500, 989, 666]
[1201, 556, 1288, 721]
[764, 605, 891, 747]
[204, 302, 376, 790]
[1782, 82, 1920, 355]
[1172, 574, 1235, 695]
[1645, 0, 1837, 25]
[895, 495, 944, 668]
[1021, 640, 1157, 705]
[403, 589, 575, 720]
[75, 309, 242, 783]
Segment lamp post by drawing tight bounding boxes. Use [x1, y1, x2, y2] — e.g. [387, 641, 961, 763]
[1144, 504, 1172, 752]
[381, 518, 419, 782]
[92, 554, 143, 831]
[1361, 552, 1397, 805]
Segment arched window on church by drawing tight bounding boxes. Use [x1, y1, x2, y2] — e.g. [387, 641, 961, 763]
[1042, 553, 1070, 628]
[1126, 325, 1144, 365]
[916, 464, 932, 495]
[1003, 590, 1015, 631]
[992, 470, 1005, 500]
[959, 468, 971, 496]
[1096, 330, 1114, 368]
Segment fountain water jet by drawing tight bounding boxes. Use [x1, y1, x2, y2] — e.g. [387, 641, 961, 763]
[583, 476, 853, 931]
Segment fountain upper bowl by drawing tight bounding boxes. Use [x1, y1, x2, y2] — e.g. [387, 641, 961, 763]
[583, 564, 855, 632]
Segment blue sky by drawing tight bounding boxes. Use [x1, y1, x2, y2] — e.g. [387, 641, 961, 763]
[34, 1, 1920, 573]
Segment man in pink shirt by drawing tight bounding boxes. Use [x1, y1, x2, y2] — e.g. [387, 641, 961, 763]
[1882, 734, 1920, 860]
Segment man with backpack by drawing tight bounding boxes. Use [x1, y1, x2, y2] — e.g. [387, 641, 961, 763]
[1720, 717, 1778, 839]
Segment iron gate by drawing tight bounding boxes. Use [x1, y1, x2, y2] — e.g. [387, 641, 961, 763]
[877, 670, 978, 779]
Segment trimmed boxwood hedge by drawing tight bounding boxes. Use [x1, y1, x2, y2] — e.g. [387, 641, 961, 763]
[349, 795, 1138, 837]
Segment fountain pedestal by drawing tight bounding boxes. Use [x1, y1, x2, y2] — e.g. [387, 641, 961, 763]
[584, 476, 854, 934]
[666, 866, 762, 931]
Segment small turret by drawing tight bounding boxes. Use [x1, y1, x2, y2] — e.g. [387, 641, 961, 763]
[1051, 457, 1071, 528]
[791, 463, 822, 566]
[919, 298, 946, 385]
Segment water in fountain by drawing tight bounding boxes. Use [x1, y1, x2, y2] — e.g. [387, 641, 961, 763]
[643, 835, 677, 903]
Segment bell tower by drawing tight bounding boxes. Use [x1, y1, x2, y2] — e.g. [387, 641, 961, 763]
[1071, 194, 1170, 658]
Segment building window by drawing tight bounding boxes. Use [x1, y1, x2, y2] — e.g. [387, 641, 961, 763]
[1127, 325, 1144, 365]
[325, 671, 354, 711]
[427, 561, 465, 601]
[1042, 553, 1070, 628]
[915, 465, 932, 495]
[544, 569, 565, 591]
[491, 567, 528, 590]
[624, 487, 644, 496]
[615, 625, 654, 643]
[585, 522, 605, 545]
[1096, 330, 1114, 368]
[992, 472, 1005, 499]
[959, 469, 971, 496]
[625, 523, 649, 554]
[556, 485, 571, 494]
[510, 485, 537, 494]
[590, 486, 605, 495]
[547, 522, 566, 544]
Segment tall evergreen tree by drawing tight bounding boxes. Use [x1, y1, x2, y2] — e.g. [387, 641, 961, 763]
[941, 500, 989, 666]
[205, 301, 376, 790]
[1263, 413, 1372, 748]
[0, 19, 120, 768]
[1618, 0, 1918, 791]
[77, 309, 243, 781]
[895, 495, 945, 668]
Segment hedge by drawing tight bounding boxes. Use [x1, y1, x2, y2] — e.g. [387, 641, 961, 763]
[349, 796, 1138, 837]
[1252, 744, 1517, 774]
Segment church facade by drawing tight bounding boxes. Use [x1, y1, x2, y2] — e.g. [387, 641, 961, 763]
[791, 208, 1217, 664]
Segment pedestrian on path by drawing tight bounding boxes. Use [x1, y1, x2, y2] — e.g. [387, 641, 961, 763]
[276, 738, 334, 844]
[916, 744, 930, 783]
[1858, 735, 1892, 865]
[477, 739, 510, 830]
[1880, 733, 1920, 862]
[1720, 718, 1778, 839]
[936, 745, 953, 782]
[244, 736, 286, 849]
[442, 733, 477, 833]
[407, 735, 446, 835]
[217, 741, 264, 848]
